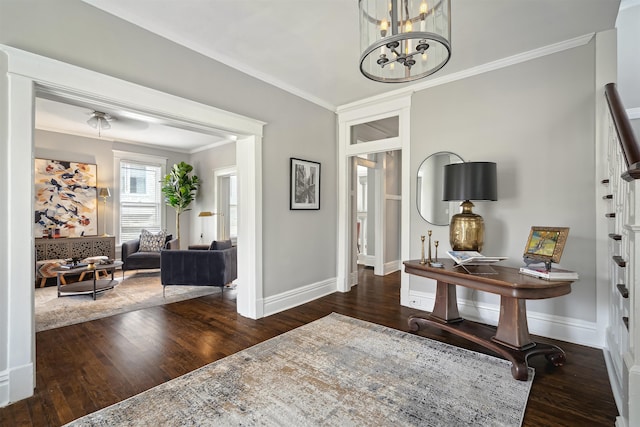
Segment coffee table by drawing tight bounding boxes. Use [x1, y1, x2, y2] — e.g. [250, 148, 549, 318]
[55, 261, 123, 300]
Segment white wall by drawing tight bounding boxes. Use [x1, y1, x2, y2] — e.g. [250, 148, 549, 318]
[410, 42, 597, 325]
[34, 130, 190, 244]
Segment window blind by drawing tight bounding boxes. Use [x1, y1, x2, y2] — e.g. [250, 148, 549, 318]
[119, 160, 163, 243]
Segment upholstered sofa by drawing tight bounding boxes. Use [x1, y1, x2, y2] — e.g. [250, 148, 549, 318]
[121, 234, 178, 275]
[160, 240, 237, 296]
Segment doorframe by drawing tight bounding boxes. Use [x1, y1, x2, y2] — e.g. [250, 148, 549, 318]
[0, 44, 264, 405]
[336, 94, 411, 293]
[213, 166, 237, 243]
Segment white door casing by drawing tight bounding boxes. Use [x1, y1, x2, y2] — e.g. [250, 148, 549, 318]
[336, 94, 411, 294]
[0, 44, 265, 405]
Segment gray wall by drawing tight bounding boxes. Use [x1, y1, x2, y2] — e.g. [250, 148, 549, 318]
[410, 42, 596, 322]
[34, 129, 189, 243]
[0, 0, 337, 298]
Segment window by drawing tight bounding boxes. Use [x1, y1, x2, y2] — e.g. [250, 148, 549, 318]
[113, 151, 166, 244]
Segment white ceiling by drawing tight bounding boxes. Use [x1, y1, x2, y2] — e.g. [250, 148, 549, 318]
[36, 97, 232, 153]
[37, 0, 621, 151]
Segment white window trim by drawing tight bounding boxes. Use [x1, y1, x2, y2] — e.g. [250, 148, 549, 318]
[113, 150, 167, 245]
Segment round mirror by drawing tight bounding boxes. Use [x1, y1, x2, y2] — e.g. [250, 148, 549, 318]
[417, 152, 464, 225]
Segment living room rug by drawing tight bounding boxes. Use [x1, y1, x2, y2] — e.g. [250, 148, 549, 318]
[66, 313, 533, 427]
[35, 271, 221, 332]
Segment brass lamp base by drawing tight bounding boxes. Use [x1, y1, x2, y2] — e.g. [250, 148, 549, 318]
[449, 200, 485, 252]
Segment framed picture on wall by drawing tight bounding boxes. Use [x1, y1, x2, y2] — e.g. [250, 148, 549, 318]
[290, 158, 320, 210]
[34, 158, 98, 237]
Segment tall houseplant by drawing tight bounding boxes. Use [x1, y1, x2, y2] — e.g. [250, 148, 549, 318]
[161, 161, 200, 245]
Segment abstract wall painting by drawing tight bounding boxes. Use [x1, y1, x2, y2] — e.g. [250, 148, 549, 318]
[34, 159, 98, 237]
[290, 158, 320, 210]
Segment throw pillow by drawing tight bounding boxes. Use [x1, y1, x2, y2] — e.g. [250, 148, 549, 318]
[209, 240, 232, 250]
[138, 229, 167, 252]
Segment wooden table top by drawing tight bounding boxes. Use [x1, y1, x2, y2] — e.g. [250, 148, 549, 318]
[404, 259, 573, 299]
[54, 261, 123, 275]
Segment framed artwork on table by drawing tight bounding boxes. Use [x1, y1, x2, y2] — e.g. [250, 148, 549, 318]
[523, 226, 569, 264]
[290, 158, 320, 210]
[34, 158, 98, 237]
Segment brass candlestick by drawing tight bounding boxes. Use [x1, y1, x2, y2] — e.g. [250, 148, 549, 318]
[420, 236, 426, 265]
[428, 230, 433, 263]
[434, 241, 439, 262]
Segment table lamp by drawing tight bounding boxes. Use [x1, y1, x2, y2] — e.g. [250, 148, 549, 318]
[443, 162, 497, 252]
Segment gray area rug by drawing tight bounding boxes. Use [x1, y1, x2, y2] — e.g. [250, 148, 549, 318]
[66, 313, 533, 426]
[35, 271, 221, 332]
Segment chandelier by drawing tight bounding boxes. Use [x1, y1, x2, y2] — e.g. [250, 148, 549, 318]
[359, 0, 451, 83]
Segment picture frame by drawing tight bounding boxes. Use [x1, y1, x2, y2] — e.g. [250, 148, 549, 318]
[523, 226, 570, 264]
[34, 158, 98, 237]
[290, 158, 320, 210]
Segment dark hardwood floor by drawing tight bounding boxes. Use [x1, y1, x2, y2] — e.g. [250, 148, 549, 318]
[1, 267, 618, 426]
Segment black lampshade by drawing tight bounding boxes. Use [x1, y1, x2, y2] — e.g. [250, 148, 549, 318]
[443, 162, 497, 201]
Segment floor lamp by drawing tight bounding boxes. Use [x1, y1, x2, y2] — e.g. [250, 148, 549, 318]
[99, 187, 111, 236]
[198, 211, 225, 241]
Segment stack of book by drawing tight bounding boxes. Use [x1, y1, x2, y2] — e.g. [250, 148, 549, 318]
[519, 265, 579, 280]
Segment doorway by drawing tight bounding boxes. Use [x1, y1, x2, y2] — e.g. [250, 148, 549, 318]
[354, 151, 402, 276]
[1, 45, 264, 403]
[337, 94, 411, 295]
[214, 166, 238, 245]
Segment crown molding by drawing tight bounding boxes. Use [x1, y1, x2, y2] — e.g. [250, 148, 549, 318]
[338, 33, 595, 111]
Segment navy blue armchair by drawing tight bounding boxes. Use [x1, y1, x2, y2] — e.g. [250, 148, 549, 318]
[160, 240, 237, 296]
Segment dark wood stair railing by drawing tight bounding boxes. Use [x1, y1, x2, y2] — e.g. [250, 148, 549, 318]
[605, 83, 640, 181]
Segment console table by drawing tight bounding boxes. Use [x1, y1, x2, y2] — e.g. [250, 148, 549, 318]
[35, 236, 116, 261]
[404, 259, 574, 380]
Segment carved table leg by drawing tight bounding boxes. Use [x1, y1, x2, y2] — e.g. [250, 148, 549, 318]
[492, 296, 535, 350]
[431, 281, 463, 323]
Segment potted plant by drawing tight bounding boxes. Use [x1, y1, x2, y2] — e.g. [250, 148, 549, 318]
[161, 161, 200, 246]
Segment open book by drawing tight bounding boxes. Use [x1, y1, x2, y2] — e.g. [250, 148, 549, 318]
[446, 251, 508, 265]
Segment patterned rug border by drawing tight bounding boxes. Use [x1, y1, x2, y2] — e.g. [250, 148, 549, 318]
[66, 312, 534, 426]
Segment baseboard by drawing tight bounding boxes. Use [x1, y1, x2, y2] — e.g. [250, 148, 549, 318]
[405, 289, 601, 348]
[0, 363, 34, 408]
[357, 254, 375, 266]
[0, 369, 8, 408]
[383, 260, 400, 275]
[603, 344, 625, 423]
[263, 278, 337, 317]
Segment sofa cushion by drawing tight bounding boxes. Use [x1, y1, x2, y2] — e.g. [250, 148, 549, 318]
[139, 229, 167, 252]
[209, 240, 232, 250]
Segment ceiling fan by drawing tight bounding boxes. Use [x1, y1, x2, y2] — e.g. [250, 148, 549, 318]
[87, 110, 115, 135]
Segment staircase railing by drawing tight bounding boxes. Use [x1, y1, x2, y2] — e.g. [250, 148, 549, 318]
[605, 82, 640, 180]
[603, 81, 640, 426]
